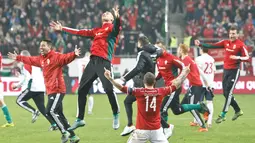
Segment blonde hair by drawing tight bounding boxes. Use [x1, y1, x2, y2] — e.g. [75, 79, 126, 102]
[179, 44, 190, 54]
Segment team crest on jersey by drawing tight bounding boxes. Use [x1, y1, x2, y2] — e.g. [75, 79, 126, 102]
[47, 59, 50, 64]
[226, 44, 229, 46]
[165, 60, 167, 65]
[233, 45, 236, 49]
[105, 27, 109, 31]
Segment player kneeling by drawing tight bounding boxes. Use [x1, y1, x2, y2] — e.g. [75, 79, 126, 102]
[104, 65, 190, 143]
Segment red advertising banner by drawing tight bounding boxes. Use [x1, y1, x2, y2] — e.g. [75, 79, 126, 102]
[208, 49, 225, 61]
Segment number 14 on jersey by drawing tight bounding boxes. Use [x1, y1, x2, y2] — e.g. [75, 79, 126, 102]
[145, 96, 156, 112]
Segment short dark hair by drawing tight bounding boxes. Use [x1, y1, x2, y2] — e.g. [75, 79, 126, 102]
[202, 48, 209, 53]
[229, 26, 238, 32]
[143, 72, 155, 86]
[138, 36, 150, 47]
[42, 39, 53, 48]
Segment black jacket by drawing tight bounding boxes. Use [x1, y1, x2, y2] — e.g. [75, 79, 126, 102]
[123, 44, 157, 82]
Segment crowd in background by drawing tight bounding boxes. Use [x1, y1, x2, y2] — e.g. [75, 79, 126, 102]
[0, 0, 166, 56]
[185, 0, 255, 47]
[0, 0, 254, 57]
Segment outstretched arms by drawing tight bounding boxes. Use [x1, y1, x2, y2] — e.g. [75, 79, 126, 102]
[195, 39, 225, 49]
[50, 21, 96, 37]
[8, 51, 41, 67]
[57, 46, 81, 66]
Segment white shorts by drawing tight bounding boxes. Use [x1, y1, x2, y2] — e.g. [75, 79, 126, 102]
[127, 128, 168, 143]
[0, 82, 3, 100]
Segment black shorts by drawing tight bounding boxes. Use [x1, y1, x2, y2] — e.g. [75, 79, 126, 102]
[200, 87, 214, 101]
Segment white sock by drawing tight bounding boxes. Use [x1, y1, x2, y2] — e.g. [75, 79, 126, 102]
[206, 100, 214, 125]
[88, 95, 94, 113]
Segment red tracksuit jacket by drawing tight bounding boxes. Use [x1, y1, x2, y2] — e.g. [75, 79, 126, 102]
[62, 18, 121, 61]
[156, 51, 184, 86]
[201, 39, 249, 69]
[16, 51, 76, 95]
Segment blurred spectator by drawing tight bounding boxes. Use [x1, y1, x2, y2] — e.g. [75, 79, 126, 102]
[0, 0, 166, 56]
[172, 0, 183, 13]
[185, 0, 195, 21]
[216, 23, 227, 38]
[203, 24, 214, 39]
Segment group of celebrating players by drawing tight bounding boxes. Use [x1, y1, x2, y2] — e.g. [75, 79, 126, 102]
[0, 5, 249, 143]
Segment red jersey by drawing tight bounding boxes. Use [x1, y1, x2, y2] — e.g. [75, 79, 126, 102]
[202, 39, 249, 69]
[121, 86, 175, 130]
[16, 51, 76, 95]
[62, 18, 121, 61]
[181, 56, 202, 86]
[156, 51, 184, 86]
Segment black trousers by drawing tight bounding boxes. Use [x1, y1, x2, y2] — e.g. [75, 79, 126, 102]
[222, 69, 241, 113]
[16, 89, 54, 125]
[78, 56, 119, 120]
[46, 93, 75, 136]
[200, 87, 214, 101]
[181, 86, 205, 127]
[160, 87, 184, 117]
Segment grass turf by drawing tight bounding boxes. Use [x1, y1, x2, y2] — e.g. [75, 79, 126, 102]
[0, 94, 255, 143]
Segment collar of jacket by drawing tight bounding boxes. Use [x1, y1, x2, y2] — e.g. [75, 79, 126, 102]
[102, 22, 112, 27]
[42, 50, 54, 58]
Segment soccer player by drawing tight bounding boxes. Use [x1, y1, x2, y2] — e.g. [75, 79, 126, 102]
[120, 36, 158, 136]
[195, 48, 216, 127]
[155, 42, 210, 134]
[8, 40, 80, 143]
[104, 65, 190, 143]
[0, 52, 14, 127]
[50, 6, 121, 130]
[195, 26, 249, 123]
[13, 50, 57, 130]
[177, 44, 209, 132]
[78, 52, 94, 115]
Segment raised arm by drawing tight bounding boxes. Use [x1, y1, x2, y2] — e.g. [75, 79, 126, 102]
[171, 64, 190, 89]
[112, 6, 121, 36]
[50, 21, 96, 37]
[8, 51, 41, 67]
[195, 39, 225, 49]
[57, 46, 81, 66]
[104, 67, 124, 91]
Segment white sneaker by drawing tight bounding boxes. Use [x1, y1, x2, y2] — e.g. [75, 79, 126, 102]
[120, 125, 136, 136]
[32, 110, 40, 123]
[164, 124, 174, 139]
[88, 111, 93, 115]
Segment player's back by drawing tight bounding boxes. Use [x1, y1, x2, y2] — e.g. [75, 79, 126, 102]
[133, 87, 170, 130]
[182, 56, 202, 86]
[195, 54, 216, 87]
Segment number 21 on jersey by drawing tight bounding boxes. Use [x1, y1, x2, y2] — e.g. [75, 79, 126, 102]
[145, 96, 156, 112]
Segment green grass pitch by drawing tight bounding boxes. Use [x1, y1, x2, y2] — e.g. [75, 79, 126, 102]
[0, 94, 255, 143]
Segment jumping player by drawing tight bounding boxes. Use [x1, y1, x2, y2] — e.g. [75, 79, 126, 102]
[50, 6, 121, 130]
